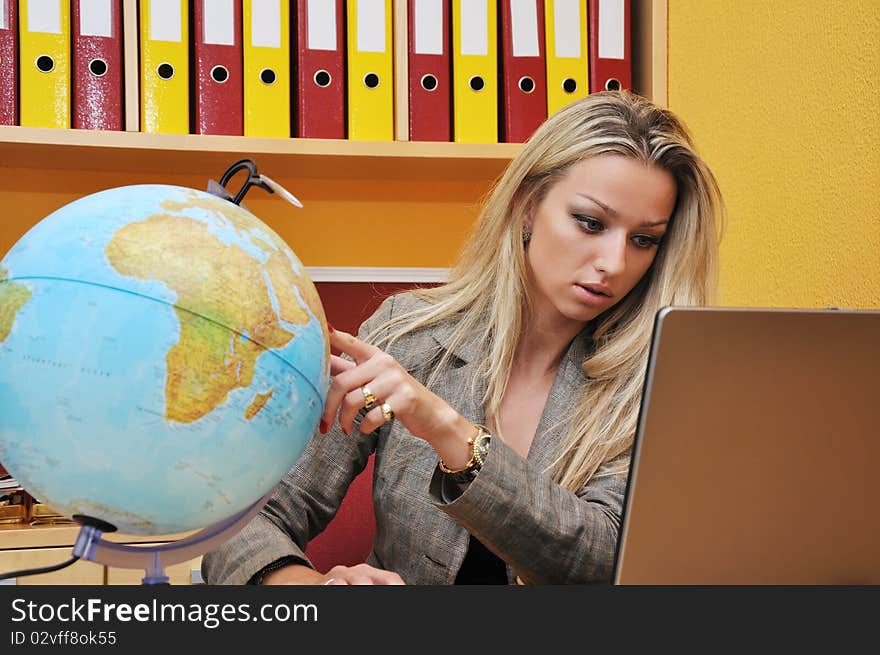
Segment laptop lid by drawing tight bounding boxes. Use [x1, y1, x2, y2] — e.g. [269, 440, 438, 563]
[614, 307, 880, 584]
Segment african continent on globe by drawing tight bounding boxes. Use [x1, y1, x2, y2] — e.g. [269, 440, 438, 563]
[0, 184, 329, 535]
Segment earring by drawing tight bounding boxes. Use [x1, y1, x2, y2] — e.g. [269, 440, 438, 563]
[522, 225, 532, 243]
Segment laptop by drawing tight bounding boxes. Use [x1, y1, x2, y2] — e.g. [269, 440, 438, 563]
[613, 307, 880, 584]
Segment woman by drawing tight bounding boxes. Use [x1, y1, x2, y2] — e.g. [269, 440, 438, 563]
[202, 91, 724, 585]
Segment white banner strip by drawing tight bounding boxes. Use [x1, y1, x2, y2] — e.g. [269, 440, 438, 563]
[306, 267, 450, 283]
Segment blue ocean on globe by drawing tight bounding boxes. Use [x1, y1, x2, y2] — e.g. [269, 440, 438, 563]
[0, 184, 330, 535]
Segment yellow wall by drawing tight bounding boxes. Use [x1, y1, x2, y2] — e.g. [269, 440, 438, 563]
[668, 1, 880, 309]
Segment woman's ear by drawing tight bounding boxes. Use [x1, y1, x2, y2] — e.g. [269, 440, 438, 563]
[521, 202, 535, 244]
[513, 183, 538, 243]
[523, 197, 536, 229]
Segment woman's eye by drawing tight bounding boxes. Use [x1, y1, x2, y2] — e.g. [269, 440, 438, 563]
[632, 235, 661, 249]
[574, 215, 603, 232]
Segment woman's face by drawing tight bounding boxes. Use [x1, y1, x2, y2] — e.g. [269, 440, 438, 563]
[525, 154, 677, 329]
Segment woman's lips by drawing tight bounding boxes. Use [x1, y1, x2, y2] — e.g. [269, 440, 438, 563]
[574, 284, 611, 306]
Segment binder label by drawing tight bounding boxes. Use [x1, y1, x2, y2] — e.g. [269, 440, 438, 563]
[414, 0, 443, 55]
[356, 0, 386, 53]
[252, 0, 281, 48]
[598, 0, 625, 60]
[79, 0, 113, 37]
[203, 0, 235, 45]
[553, 0, 581, 59]
[28, 0, 62, 34]
[460, 0, 488, 56]
[150, 0, 182, 42]
[510, 0, 539, 58]
[0, 0, 7, 30]
[307, 0, 337, 51]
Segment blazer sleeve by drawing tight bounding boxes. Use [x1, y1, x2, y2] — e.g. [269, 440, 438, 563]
[201, 295, 397, 585]
[428, 438, 626, 585]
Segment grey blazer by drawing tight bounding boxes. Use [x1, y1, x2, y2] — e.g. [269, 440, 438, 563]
[202, 293, 626, 585]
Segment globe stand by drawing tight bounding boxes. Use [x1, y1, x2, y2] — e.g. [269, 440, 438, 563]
[70, 488, 276, 585]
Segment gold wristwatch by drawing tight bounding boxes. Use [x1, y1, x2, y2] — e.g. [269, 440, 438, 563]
[438, 424, 492, 484]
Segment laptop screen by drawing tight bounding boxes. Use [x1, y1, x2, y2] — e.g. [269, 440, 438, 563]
[614, 307, 880, 584]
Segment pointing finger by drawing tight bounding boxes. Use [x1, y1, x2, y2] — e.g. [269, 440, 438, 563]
[329, 329, 380, 365]
[330, 354, 356, 376]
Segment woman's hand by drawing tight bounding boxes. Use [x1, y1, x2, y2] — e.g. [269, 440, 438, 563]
[262, 562, 405, 585]
[322, 563, 406, 585]
[321, 328, 474, 471]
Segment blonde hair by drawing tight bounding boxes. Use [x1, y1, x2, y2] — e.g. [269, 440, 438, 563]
[371, 91, 724, 492]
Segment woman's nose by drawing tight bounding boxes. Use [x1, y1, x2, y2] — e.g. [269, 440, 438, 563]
[593, 234, 627, 276]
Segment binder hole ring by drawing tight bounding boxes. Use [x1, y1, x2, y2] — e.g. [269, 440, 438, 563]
[605, 78, 622, 91]
[363, 73, 380, 89]
[420, 74, 438, 91]
[211, 65, 230, 84]
[88, 59, 108, 78]
[260, 68, 277, 85]
[314, 70, 332, 88]
[518, 76, 535, 94]
[36, 55, 55, 73]
[562, 78, 577, 94]
[157, 63, 175, 80]
[469, 76, 485, 92]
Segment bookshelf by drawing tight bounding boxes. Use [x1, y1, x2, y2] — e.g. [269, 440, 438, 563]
[0, 0, 666, 583]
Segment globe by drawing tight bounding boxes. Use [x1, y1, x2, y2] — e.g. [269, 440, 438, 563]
[0, 184, 330, 535]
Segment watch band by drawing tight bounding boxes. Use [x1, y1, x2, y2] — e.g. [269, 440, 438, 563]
[438, 424, 492, 483]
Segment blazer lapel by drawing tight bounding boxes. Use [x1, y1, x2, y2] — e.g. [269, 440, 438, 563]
[429, 322, 486, 426]
[526, 324, 593, 471]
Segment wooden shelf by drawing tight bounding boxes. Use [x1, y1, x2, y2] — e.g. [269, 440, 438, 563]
[0, 126, 522, 182]
[633, 0, 668, 108]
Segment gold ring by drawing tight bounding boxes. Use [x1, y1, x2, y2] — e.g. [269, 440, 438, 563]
[381, 402, 395, 423]
[361, 385, 377, 411]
